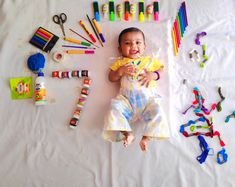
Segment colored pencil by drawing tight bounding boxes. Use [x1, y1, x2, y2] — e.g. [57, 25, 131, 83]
[65, 50, 94, 54]
[86, 14, 104, 47]
[62, 45, 96, 49]
[64, 37, 91, 47]
[69, 28, 99, 48]
[92, 18, 105, 43]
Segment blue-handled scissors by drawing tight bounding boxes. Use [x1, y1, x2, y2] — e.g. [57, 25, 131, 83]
[53, 13, 67, 37]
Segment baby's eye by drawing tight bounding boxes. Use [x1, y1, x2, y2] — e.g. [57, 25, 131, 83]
[136, 41, 142, 45]
[124, 41, 131, 45]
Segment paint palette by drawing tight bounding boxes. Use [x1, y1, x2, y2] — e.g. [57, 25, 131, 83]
[29, 27, 59, 52]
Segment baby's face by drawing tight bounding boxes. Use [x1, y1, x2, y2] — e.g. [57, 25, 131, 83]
[119, 31, 146, 59]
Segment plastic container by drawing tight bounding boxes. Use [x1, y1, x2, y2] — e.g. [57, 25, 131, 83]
[35, 72, 47, 105]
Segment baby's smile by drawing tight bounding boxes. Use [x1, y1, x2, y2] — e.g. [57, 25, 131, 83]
[130, 50, 139, 55]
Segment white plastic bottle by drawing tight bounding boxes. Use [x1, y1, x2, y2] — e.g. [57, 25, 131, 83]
[35, 72, 47, 105]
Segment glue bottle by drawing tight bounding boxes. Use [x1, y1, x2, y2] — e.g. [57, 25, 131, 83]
[35, 71, 47, 105]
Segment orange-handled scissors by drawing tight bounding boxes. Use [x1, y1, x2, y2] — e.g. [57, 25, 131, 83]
[53, 13, 67, 37]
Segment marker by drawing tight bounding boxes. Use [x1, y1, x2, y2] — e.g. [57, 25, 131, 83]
[138, 0, 145, 22]
[64, 37, 91, 46]
[65, 50, 95, 54]
[79, 20, 96, 43]
[146, 4, 153, 21]
[116, 4, 123, 20]
[102, 4, 109, 18]
[130, 4, 136, 20]
[109, 0, 115, 21]
[124, 0, 130, 21]
[153, 0, 159, 21]
[92, 18, 105, 43]
[93, 1, 100, 22]
[86, 15, 104, 47]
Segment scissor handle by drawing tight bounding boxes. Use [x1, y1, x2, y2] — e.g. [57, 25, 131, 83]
[53, 13, 67, 24]
[53, 15, 60, 24]
[59, 13, 67, 23]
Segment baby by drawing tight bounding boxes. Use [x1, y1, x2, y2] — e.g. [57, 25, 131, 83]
[103, 27, 169, 151]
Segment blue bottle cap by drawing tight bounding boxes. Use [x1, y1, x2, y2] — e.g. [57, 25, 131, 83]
[38, 72, 44, 77]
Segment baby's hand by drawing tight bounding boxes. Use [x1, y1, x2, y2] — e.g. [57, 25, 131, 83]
[138, 69, 156, 87]
[117, 64, 137, 77]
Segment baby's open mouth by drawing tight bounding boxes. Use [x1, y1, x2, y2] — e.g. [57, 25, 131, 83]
[130, 50, 139, 55]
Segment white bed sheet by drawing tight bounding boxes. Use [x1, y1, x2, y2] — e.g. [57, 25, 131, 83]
[0, 0, 235, 186]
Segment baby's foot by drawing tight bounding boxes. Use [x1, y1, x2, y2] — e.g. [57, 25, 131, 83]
[139, 136, 150, 151]
[122, 132, 135, 148]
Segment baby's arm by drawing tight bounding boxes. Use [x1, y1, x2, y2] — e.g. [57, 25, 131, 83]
[108, 64, 137, 82]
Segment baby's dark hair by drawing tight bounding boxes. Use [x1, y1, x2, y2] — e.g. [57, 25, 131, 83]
[118, 27, 145, 45]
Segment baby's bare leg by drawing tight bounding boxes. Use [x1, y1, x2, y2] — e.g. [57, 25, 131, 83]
[139, 136, 150, 151]
[121, 131, 135, 147]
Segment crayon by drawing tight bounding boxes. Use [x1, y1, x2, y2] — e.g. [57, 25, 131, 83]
[177, 16, 182, 39]
[35, 33, 48, 42]
[38, 27, 53, 38]
[36, 30, 51, 40]
[179, 7, 186, 34]
[31, 35, 47, 47]
[172, 29, 178, 56]
[182, 2, 188, 26]
[174, 21, 181, 48]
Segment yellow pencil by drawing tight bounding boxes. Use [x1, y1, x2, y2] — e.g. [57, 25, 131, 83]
[65, 49, 94, 54]
[64, 37, 91, 47]
[79, 20, 96, 43]
[92, 18, 105, 43]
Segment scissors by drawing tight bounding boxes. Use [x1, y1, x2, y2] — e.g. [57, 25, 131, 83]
[53, 13, 67, 37]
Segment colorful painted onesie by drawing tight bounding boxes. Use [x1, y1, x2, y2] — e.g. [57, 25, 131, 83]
[103, 56, 170, 142]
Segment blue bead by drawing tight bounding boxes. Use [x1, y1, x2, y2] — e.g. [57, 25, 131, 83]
[233, 111, 235, 116]
[194, 87, 199, 91]
[225, 116, 230, 123]
[194, 108, 201, 113]
[188, 120, 195, 125]
[180, 125, 185, 133]
[199, 117, 206, 122]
